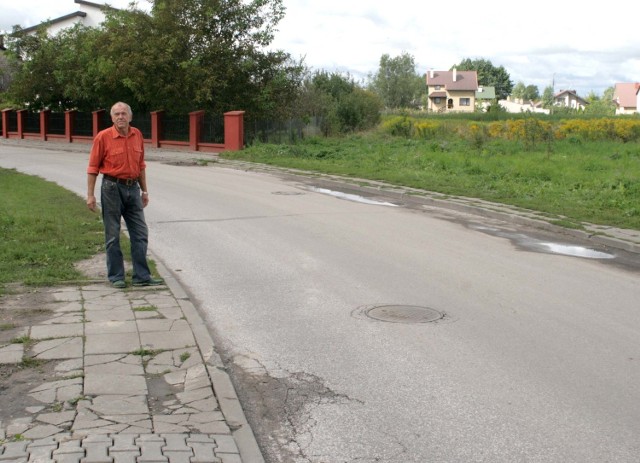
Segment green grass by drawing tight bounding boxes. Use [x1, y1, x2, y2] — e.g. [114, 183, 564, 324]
[225, 133, 640, 230]
[0, 168, 160, 294]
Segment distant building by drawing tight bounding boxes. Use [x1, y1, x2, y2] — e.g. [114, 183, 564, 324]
[425, 69, 478, 113]
[553, 89, 588, 110]
[475, 86, 496, 111]
[612, 82, 640, 115]
[20, 0, 115, 36]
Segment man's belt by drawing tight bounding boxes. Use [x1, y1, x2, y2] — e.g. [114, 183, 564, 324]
[103, 174, 138, 186]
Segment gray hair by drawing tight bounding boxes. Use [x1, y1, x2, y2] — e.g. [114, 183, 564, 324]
[110, 102, 133, 117]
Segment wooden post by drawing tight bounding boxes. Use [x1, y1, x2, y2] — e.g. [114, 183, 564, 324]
[224, 111, 245, 151]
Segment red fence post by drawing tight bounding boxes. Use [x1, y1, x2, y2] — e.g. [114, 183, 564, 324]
[40, 109, 50, 141]
[151, 110, 164, 148]
[189, 110, 205, 151]
[1, 109, 11, 138]
[92, 109, 105, 137]
[224, 111, 245, 151]
[16, 109, 26, 139]
[65, 110, 76, 143]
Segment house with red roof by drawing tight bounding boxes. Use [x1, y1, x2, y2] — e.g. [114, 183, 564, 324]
[612, 82, 640, 115]
[425, 69, 478, 113]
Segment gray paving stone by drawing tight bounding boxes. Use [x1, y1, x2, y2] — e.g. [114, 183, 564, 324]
[136, 320, 190, 333]
[84, 374, 147, 395]
[84, 334, 141, 355]
[0, 441, 29, 462]
[81, 434, 113, 463]
[185, 435, 220, 463]
[52, 439, 85, 463]
[176, 387, 214, 404]
[32, 338, 83, 360]
[139, 331, 195, 350]
[84, 310, 134, 323]
[209, 435, 239, 455]
[85, 321, 138, 335]
[136, 435, 167, 463]
[21, 424, 62, 439]
[36, 411, 76, 426]
[109, 435, 139, 463]
[84, 355, 144, 375]
[30, 323, 83, 340]
[86, 396, 149, 416]
[0, 344, 24, 364]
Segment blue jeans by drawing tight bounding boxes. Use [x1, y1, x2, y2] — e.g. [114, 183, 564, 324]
[101, 178, 151, 283]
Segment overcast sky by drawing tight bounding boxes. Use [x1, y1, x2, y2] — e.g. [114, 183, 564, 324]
[1, 0, 638, 97]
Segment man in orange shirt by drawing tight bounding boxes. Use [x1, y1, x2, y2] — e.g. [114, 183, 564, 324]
[86, 101, 163, 288]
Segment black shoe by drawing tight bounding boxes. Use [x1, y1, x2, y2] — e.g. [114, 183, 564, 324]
[132, 277, 164, 287]
[111, 280, 126, 289]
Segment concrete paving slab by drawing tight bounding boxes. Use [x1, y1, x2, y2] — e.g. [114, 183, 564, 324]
[84, 373, 147, 395]
[30, 323, 83, 339]
[84, 309, 135, 322]
[85, 320, 138, 335]
[85, 333, 141, 355]
[139, 330, 195, 350]
[0, 343, 24, 364]
[32, 337, 83, 360]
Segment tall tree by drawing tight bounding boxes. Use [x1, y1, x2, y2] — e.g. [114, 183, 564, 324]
[454, 58, 513, 100]
[6, 0, 304, 117]
[541, 85, 554, 109]
[369, 52, 425, 109]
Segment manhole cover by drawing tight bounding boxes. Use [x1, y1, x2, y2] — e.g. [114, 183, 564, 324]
[364, 305, 444, 324]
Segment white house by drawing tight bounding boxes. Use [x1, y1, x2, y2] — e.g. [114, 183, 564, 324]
[20, 0, 115, 36]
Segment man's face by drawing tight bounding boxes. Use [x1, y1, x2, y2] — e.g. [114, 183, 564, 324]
[111, 105, 131, 130]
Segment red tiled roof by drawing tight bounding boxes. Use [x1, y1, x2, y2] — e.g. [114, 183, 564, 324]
[613, 83, 640, 108]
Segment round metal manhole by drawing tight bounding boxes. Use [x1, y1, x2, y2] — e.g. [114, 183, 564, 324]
[363, 305, 444, 324]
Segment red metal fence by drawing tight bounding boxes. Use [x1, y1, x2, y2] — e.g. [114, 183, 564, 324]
[1, 108, 245, 152]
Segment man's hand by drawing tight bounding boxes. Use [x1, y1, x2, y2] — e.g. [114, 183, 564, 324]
[141, 191, 149, 208]
[87, 195, 97, 212]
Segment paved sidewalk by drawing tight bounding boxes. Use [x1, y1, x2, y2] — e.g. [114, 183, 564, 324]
[0, 256, 263, 463]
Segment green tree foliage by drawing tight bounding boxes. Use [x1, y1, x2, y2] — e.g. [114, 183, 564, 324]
[523, 85, 540, 101]
[512, 81, 526, 100]
[6, 0, 304, 117]
[455, 58, 513, 100]
[584, 88, 616, 116]
[541, 85, 554, 109]
[295, 70, 382, 135]
[369, 52, 425, 109]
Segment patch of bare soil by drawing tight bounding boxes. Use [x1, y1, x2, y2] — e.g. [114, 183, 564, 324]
[0, 287, 60, 424]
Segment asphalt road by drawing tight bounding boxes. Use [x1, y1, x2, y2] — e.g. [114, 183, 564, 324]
[2, 144, 640, 463]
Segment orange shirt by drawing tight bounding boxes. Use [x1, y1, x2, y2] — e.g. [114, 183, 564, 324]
[87, 126, 146, 179]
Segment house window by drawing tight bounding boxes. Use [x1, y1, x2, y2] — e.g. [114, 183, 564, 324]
[435, 85, 441, 90]
[460, 98, 471, 106]
[434, 97, 442, 104]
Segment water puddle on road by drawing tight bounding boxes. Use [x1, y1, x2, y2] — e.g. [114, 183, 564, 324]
[468, 224, 616, 260]
[308, 187, 398, 207]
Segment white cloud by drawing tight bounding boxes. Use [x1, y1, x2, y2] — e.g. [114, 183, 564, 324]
[2, 0, 639, 96]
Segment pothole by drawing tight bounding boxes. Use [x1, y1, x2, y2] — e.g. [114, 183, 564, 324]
[354, 305, 445, 324]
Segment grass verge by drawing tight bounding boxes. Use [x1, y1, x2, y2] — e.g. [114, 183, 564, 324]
[0, 168, 159, 294]
[224, 133, 640, 230]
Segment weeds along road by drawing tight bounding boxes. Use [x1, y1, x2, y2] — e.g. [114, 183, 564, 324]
[2, 143, 640, 463]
